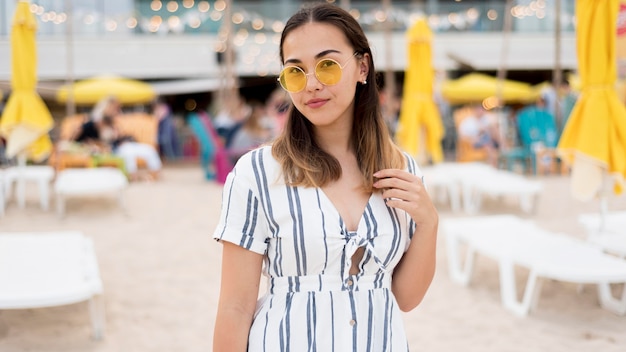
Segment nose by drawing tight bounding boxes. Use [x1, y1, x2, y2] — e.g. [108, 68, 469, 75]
[304, 71, 322, 91]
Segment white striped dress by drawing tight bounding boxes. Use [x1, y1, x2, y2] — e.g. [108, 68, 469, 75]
[213, 145, 421, 352]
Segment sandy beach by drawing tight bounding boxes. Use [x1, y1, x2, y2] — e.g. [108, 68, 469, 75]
[0, 163, 625, 352]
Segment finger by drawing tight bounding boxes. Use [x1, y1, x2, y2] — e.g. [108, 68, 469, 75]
[374, 176, 410, 191]
[373, 169, 415, 182]
[381, 187, 415, 202]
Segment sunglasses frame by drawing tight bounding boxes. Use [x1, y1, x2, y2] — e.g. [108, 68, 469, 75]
[277, 52, 358, 93]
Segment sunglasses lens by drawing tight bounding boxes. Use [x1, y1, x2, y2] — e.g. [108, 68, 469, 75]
[279, 66, 306, 92]
[315, 59, 342, 85]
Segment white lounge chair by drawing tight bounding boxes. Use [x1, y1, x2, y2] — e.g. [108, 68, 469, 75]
[0, 231, 105, 339]
[443, 215, 626, 316]
[3, 165, 55, 211]
[579, 211, 626, 258]
[54, 167, 128, 218]
[422, 162, 542, 214]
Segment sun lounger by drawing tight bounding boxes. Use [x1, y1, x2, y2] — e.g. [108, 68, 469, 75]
[54, 167, 128, 217]
[0, 231, 105, 339]
[459, 169, 542, 214]
[3, 165, 55, 211]
[443, 215, 626, 316]
[422, 162, 542, 214]
[579, 211, 626, 258]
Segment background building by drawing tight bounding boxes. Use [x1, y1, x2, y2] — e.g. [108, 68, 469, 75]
[0, 0, 576, 104]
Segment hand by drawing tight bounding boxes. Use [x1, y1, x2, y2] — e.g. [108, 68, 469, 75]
[373, 169, 438, 234]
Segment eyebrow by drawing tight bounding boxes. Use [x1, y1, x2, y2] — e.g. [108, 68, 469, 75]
[283, 49, 342, 65]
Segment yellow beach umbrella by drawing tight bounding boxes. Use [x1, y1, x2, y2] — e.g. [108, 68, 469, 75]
[557, 0, 626, 201]
[0, 0, 53, 162]
[395, 19, 444, 163]
[56, 75, 156, 105]
[441, 73, 539, 105]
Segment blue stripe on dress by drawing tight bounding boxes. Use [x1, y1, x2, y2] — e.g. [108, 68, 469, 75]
[307, 292, 318, 352]
[216, 168, 236, 240]
[286, 186, 304, 276]
[241, 192, 258, 249]
[293, 187, 308, 275]
[315, 189, 329, 274]
[349, 291, 358, 351]
[249, 150, 281, 276]
[262, 295, 273, 351]
[252, 149, 279, 237]
[280, 292, 293, 352]
[383, 289, 391, 351]
[382, 206, 402, 267]
[339, 218, 348, 281]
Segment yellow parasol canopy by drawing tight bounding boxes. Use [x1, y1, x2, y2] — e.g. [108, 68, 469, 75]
[557, 0, 626, 200]
[440, 73, 539, 105]
[0, 0, 53, 162]
[56, 75, 156, 105]
[395, 19, 445, 163]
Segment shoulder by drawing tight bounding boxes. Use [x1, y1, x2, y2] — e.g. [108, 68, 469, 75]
[231, 145, 281, 183]
[401, 152, 423, 178]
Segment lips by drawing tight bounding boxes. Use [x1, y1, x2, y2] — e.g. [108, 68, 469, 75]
[305, 98, 328, 108]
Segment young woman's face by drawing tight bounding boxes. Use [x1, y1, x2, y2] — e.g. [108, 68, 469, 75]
[281, 22, 367, 129]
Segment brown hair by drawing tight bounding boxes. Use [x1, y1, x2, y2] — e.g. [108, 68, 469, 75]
[271, 3, 405, 190]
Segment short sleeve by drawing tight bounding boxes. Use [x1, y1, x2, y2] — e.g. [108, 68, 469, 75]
[212, 155, 269, 255]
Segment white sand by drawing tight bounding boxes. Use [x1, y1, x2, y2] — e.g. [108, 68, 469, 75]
[0, 164, 625, 351]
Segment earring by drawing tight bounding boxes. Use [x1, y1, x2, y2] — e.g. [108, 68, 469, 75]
[361, 80, 367, 85]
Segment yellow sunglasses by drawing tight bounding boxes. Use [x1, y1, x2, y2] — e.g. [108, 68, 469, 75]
[277, 53, 358, 93]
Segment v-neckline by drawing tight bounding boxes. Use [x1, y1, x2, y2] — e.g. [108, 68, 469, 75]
[319, 189, 375, 233]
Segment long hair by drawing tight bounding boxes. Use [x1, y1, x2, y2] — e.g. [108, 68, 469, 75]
[272, 3, 405, 190]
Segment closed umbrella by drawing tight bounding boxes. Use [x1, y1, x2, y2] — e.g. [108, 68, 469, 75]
[441, 73, 539, 105]
[56, 75, 156, 105]
[0, 0, 54, 163]
[395, 19, 444, 163]
[557, 0, 626, 207]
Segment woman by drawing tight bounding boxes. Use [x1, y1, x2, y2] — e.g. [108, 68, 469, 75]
[213, 4, 438, 351]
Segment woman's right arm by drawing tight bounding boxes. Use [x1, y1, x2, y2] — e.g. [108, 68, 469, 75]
[213, 241, 264, 352]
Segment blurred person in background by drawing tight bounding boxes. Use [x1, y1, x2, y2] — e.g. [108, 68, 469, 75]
[225, 100, 273, 165]
[264, 88, 291, 136]
[458, 104, 500, 165]
[71, 96, 162, 181]
[153, 98, 179, 160]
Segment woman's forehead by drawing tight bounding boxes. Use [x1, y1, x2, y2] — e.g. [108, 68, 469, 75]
[282, 22, 351, 60]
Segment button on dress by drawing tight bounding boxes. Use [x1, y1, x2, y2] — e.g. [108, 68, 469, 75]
[213, 146, 422, 351]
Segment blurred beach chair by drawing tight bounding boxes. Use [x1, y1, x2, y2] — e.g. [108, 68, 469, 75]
[2, 165, 55, 211]
[421, 162, 542, 214]
[0, 231, 105, 339]
[54, 167, 128, 218]
[579, 211, 626, 259]
[460, 166, 542, 214]
[443, 215, 626, 316]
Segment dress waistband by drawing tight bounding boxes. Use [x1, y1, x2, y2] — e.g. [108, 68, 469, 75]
[269, 273, 391, 294]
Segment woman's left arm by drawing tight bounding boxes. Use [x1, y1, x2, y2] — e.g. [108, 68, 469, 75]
[373, 168, 438, 312]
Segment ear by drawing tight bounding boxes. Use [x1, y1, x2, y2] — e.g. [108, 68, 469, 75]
[358, 53, 370, 82]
